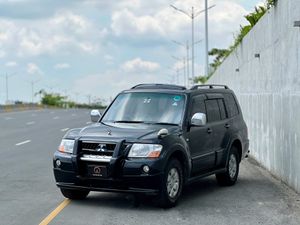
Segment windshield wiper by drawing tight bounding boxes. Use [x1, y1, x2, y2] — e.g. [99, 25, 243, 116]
[146, 122, 178, 126]
[114, 120, 145, 124]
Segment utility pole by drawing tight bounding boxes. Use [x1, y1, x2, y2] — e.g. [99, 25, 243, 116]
[170, 4, 215, 84]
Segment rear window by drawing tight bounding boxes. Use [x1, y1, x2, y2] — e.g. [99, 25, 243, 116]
[224, 93, 239, 117]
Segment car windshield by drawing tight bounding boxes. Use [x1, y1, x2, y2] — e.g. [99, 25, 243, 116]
[102, 92, 186, 125]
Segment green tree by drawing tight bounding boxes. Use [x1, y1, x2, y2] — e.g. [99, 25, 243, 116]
[39, 90, 66, 107]
[207, 0, 276, 75]
[209, 48, 231, 72]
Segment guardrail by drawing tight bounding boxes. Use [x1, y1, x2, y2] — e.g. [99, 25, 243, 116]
[0, 104, 44, 113]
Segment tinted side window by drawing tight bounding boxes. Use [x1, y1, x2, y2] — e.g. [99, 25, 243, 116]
[191, 95, 206, 115]
[205, 99, 221, 122]
[224, 93, 239, 117]
[218, 99, 227, 120]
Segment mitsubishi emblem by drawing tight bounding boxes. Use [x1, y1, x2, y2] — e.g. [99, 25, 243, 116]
[96, 144, 107, 152]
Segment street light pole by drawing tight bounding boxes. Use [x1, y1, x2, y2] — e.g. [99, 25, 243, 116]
[171, 56, 185, 85]
[205, 0, 209, 77]
[191, 7, 195, 82]
[2, 72, 17, 104]
[183, 57, 187, 87]
[29, 80, 40, 103]
[5, 74, 8, 103]
[186, 40, 189, 85]
[170, 4, 215, 84]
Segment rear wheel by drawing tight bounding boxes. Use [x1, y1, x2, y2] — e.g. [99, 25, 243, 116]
[216, 146, 240, 186]
[60, 188, 89, 200]
[158, 159, 183, 208]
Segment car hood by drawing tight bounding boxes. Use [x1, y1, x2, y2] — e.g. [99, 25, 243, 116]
[68, 123, 180, 141]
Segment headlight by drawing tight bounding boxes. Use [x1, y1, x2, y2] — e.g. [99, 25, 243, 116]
[58, 139, 75, 154]
[128, 144, 162, 158]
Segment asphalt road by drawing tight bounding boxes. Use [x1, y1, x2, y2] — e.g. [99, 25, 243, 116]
[0, 109, 300, 225]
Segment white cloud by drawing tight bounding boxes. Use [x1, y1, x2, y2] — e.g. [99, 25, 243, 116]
[27, 63, 42, 75]
[54, 63, 70, 69]
[5, 61, 17, 67]
[72, 69, 168, 101]
[121, 58, 160, 73]
[110, 0, 248, 48]
[0, 11, 106, 57]
[111, 9, 165, 37]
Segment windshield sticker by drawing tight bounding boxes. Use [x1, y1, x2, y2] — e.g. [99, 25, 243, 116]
[143, 98, 151, 104]
[173, 96, 182, 102]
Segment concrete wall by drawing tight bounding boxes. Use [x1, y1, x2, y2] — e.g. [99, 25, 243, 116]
[208, 0, 300, 192]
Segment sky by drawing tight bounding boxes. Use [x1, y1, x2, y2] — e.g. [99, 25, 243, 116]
[0, 0, 262, 104]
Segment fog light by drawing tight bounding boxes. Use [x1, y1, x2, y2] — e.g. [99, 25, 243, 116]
[56, 159, 61, 167]
[143, 165, 150, 173]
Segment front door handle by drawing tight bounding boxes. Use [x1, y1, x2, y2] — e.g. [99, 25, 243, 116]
[207, 128, 212, 134]
[225, 124, 231, 129]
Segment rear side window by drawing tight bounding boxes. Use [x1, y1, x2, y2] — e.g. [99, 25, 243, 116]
[191, 95, 206, 115]
[224, 93, 239, 117]
[205, 99, 221, 122]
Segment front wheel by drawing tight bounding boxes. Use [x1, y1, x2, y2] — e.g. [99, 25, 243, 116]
[157, 159, 183, 208]
[216, 146, 240, 186]
[60, 188, 89, 200]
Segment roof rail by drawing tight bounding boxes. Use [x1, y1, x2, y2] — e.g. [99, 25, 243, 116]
[131, 84, 186, 90]
[190, 84, 229, 90]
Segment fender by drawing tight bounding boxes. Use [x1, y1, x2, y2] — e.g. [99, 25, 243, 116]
[160, 134, 192, 181]
[224, 134, 244, 168]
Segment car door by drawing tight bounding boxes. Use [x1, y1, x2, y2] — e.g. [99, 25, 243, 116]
[204, 95, 230, 168]
[187, 94, 215, 174]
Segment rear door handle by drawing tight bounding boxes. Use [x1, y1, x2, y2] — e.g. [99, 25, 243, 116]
[207, 128, 212, 134]
[225, 124, 230, 129]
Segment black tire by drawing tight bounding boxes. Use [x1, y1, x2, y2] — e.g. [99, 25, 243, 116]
[157, 159, 183, 208]
[60, 188, 89, 200]
[216, 146, 240, 186]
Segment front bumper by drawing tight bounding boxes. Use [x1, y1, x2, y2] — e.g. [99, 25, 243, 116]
[53, 151, 163, 195]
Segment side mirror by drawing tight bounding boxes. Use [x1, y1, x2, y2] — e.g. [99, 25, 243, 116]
[90, 109, 102, 123]
[191, 113, 207, 126]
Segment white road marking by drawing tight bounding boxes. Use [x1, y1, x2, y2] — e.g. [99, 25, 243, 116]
[16, 140, 31, 146]
[31, 113, 37, 117]
[50, 111, 55, 114]
[53, 116, 59, 120]
[71, 114, 76, 116]
[4, 117, 13, 120]
[61, 128, 69, 132]
[86, 121, 92, 124]
[26, 121, 35, 125]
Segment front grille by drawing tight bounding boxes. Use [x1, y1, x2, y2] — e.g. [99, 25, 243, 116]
[80, 141, 116, 156]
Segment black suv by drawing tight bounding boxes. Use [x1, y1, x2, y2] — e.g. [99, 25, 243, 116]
[53, 84, 249, 207]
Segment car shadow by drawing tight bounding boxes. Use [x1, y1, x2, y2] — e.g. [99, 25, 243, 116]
[71, 175, 252, 210]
